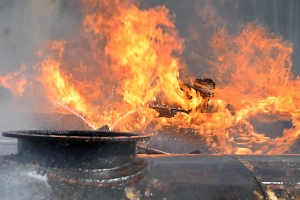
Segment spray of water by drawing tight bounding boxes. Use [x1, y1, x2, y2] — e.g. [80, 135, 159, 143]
[53, 100, 143, 131]
[53, 101, 96, 130]
[110, 107, 144, 130]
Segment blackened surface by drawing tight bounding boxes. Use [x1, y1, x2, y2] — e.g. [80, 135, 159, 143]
[3, 130, 149, 141]
[0, 154, 269, 200]
[194, 78, 215, 90]
[139, 155, 263, 200]
[236, 155, 300, 199]
[15, 139, 137, 169]
[2, 130, 151, 169]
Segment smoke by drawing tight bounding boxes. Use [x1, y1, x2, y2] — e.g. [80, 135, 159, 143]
[0, 0, 82, 134]
[151, 0, 300, 76]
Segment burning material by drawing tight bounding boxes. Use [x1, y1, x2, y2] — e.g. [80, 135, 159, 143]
[10, 0, 297, 154]
[150, 78, 215, 117]
[194, 78, 215, 91]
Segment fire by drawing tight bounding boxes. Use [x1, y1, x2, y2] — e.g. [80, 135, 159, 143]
[37, 0, 192, 131]
[206, 23, 300, 154]
[34, 0, 300, 154]
[0, 65, 26, 97]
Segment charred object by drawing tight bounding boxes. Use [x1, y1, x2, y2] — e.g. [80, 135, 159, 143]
[150, 78, 215, 118]
[0, 130, 299, 200]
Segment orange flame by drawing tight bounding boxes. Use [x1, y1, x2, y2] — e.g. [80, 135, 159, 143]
[204, 23, 299, 154]
[35, 0, 300, 154]
[0, 65, 26, 97]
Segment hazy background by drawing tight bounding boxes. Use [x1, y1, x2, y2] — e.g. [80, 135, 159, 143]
[1, 0, 300, 75]
[0, 0, 300, 133]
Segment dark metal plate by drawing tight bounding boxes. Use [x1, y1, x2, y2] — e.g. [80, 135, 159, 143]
[2, 130, 152, 142]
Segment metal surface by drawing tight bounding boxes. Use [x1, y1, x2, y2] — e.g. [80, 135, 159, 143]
[1, 130, 299, 199]
[2, 130, 151, 169]
[1, 154, 299, 199]
[235, 155, 300, 199]
[3, 130, 152, 142]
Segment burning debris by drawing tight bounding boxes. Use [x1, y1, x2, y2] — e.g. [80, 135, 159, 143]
[1, 1, 300, 198]
[0, 0, 299, 154]
[182, 78, 215, 99]
[32, 0, 300, 154]
[149, 78, 215, 117]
